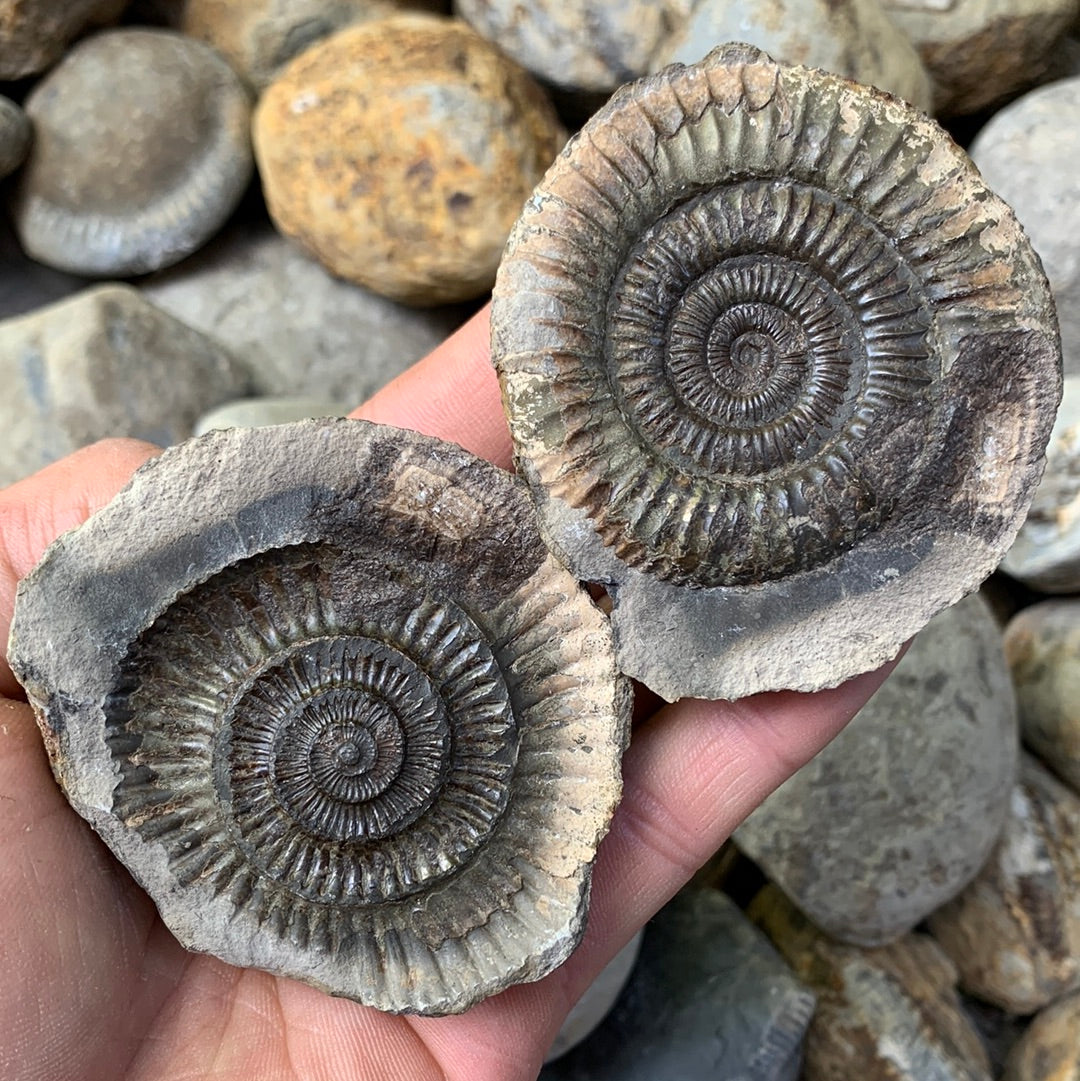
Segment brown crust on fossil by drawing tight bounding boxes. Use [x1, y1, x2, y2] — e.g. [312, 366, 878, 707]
[492, 42, 1062, 701]
[7, 419, 630, 1014]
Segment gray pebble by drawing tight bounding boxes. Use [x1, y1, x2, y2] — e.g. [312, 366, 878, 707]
[0, 0, 127, 80]
[0, 95, 31, 181]
[0, 284, 249, 486]
[735, 592, 1018, 947]
[193, 396, 343, 435]
[142, 220, 465, 403]
[1005, 600, 1080, 795]
[656, 0, 933, 112]
[541, 889, 814, 1081]
[1002, 375, 1080, 592]
[14, 29, 253, 277]
[970, 77, 1080, 375]
[882, 0, 1078, 115]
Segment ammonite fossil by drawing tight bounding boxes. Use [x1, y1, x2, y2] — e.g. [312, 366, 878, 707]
[7, 419, 630, 1014]
[492, 42, 1062, 702]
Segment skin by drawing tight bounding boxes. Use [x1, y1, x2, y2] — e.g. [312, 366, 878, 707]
[0, 305, 895, 1081]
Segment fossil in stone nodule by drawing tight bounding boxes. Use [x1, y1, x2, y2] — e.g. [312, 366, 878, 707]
[7, 419, 630, 1015]
[492, 42, 1062, 702]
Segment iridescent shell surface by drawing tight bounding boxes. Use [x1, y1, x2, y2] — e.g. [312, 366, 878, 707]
[7, 419, 630, 1014]
[492, 43, 1062, 701]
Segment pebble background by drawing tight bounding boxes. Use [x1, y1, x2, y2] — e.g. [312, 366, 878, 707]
[2, 0, 1080, 1077]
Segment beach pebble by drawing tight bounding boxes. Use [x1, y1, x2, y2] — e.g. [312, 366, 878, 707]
[1001, 376, 1080, 592]
[141, 221, 464, 402]
[193, 396, 342, 435]
[655, 0, 933, 112]
[252, 14, 565, 305]
[0, 96, 31, 181]
[1005, 600, 1080, 795]
[969, 77, 1080, 376]
[882, 0, 1080, 115]
[454, 0, 690, 101]
[0, 0, 128, 80]
[735, 592, 1017, 947]
[179, 0, 447, 90]
[542, 889, 814, 1081]
[0, 285, 249, 487]
[14, 28, 253, 277]
[1002, 990, 1080, 1081]
[928, 754, 1080, 1014]
[752, 885, 992, 1081]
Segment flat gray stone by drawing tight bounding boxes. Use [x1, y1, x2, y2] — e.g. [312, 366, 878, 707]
[735, 592, 1018, 947]
[0, 284, 249, 486]
[541, 889, 814, 1081]
[142, 221, 465, 403]
[14, 28, 253, 276]
[0, 0, 127, 80]
[970, 77, 1080, 376]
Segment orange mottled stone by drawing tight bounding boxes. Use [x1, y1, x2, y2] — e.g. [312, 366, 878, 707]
[253, 13, 565, 305]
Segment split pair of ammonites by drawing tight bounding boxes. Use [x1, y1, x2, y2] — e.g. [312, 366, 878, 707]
[8, 45, 1062, 1014]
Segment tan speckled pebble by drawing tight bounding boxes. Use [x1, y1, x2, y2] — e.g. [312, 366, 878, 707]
[253, 14, 565, 305]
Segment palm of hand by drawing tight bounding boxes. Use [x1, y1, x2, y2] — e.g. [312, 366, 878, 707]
[0, 312, 891, 1081]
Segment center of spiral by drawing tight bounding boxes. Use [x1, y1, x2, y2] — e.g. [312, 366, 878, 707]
[728, 331, 775, 376]
[334, 737, 366, 769]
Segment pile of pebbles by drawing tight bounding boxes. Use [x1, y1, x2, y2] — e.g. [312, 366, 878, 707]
[3, 0, 1080, 1077]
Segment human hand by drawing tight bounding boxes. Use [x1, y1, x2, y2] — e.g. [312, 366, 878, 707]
[0, 305, 896, 1081]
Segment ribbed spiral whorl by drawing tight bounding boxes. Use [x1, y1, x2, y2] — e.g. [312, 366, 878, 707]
[493, 43, 1062, 700]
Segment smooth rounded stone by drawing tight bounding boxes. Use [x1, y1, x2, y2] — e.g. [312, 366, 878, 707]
[541, 889, 815, 1081]
[928, 754, 1080, 1014]
[1005, 601, 1080, 794]
[454, 0, 692, 102]
[7, 420, 630, 1014]
[141, 221, 464, 402]
[545, 932, 643, 1063]
[193, 396, 342, 435]
[253, 15, 565, 305]
[179, 0, 447, 90]
[1002, 990, 1080, 1081]
[733, 591, 1017, 946]
[1002, 376, 1080, 591]
[0, 96, 31, 181]
[655, 0, 933, 112]
[752, 885, 993, 1081]
[970, 79, 1080, 377]
[0, 284, 249, 487]
[882, 0, 1080, 115]
[0, 0, 128, 79]
[14, 29, 253, 277]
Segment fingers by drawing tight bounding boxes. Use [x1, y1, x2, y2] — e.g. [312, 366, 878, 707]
[351, 303, 511, 469]
[0, 438, 162, 699]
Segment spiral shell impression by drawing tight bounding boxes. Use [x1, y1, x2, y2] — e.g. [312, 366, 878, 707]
[493, 43, 1062, 702]
[7, 420, 630, 1014]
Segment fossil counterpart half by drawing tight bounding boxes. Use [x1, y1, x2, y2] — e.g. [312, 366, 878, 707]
[493, 43, 1062, 701]
[7, 420, 630, 1014]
